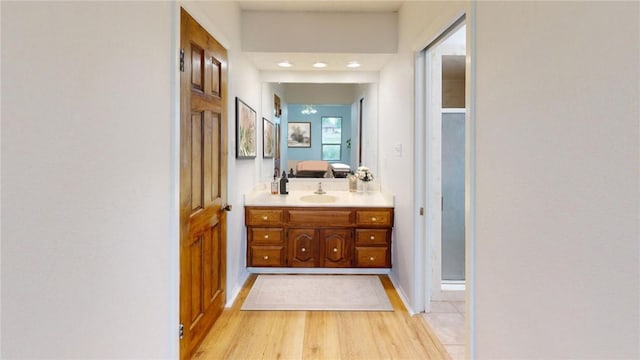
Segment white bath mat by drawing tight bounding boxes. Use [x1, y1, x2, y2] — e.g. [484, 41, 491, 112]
[241, 274, 393, 311]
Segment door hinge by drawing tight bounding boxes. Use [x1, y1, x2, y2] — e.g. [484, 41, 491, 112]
[179, 323, 184, 339]
[419, 207, 424, 216]
[179, 48, 185, 72]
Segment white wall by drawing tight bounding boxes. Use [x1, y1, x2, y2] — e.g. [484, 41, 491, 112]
[1, 2, 175, 358]
[4, 1, 638, 358]
[379, 0, 467, 313]
[282, 83, 356, 105]
[354, 84, 379, 176]
[474, 2, 639, 357]
[2, 1, 265, 357]
[260, 82, 281, 180]
[383, 1, 639, 358]
[242, 11, 397, 53]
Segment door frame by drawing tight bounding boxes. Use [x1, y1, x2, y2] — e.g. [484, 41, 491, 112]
[413, 7, 476, 358]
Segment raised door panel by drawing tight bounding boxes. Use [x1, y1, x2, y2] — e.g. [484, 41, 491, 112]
[321, 229, 353, 268]
[183, 208, 225, 351]
[191, 44, 204, 91]
[288, 229, 319, 267]
[190, 112, 204, 211]
[205, 112, 222, 203]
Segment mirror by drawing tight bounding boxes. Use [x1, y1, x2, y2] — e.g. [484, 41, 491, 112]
[261, 82, 379, 181]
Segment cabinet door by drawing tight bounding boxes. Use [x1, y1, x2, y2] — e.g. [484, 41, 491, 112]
[321, 229, 353, 268]
[288, 229, 319, 267]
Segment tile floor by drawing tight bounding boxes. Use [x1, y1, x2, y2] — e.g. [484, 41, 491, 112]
[422, 291, 465, 360]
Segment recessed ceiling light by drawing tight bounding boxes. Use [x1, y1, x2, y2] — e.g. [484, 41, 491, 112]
[277, 61, 293, 68]
[346, 61, 361, 68]
[312, 62, 327, 68]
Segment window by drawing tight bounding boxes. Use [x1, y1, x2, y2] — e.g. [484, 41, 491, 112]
[321, 116, 342, 161]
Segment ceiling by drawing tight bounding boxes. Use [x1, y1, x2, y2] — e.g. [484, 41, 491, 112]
[244, 52, 395, 72]
[237, 1, 404, 12]
[236, 1, 404, 73]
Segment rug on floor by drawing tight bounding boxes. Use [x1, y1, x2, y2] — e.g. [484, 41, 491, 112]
[241, 274, 393, 311]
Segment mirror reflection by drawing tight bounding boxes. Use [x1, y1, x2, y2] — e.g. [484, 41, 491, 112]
[262, 82, 378, 181]
[285, 105, 351, 178]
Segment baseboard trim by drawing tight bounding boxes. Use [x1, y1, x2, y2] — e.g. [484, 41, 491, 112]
[226, 270, 250, 308]
[441, 280, 465, 291]
[389, 275, 416, 315]
[247, 267, 391, 275]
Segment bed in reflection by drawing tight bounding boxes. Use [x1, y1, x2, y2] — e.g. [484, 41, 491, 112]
[287, 160, 352, 178]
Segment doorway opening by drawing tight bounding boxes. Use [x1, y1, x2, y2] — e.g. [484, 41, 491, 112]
[424, 21, 466, 300]
[415, 15, 470, 359]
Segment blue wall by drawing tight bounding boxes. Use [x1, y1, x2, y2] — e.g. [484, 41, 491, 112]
[284, 104, 352, 166]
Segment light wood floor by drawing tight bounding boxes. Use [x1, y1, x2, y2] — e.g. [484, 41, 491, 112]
[193, 274, 450, 360]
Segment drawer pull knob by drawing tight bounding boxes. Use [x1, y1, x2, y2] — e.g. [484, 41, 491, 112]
[301, 247, 307, 252]
[370, 235, 375, 240]
[333, 248, 338, 253]
[369, 256, 375, 261]
[264, 234, 269, 239]
[371, 217, 377, 222]
[262, 216, 268, 220]
[263, 255, 269, 260]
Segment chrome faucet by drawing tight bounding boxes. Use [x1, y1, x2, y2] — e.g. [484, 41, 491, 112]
[314, 182, 326, 194]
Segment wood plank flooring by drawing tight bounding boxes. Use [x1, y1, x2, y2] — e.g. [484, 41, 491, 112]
[193, 275, 450, 360]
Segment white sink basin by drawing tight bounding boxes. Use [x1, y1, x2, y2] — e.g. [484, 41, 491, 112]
[299, 194, 338, 204]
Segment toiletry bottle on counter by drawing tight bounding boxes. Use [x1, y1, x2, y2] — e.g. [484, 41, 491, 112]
[279, 171, 289, 195]
[348, 173, 357, 192]
[271, 175, 279, 195]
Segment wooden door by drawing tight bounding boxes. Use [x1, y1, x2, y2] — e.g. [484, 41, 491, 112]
[180, 8, 228, 360]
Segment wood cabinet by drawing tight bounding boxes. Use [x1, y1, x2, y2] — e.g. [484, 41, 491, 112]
[321, 229, 353, 267]
[288, 228, 319, 267]
[245, 206, 393, 268]
[354, 228, 391, 267]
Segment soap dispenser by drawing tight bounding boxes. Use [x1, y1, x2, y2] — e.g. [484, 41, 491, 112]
[279, 170, 289, 195]
[271, 175, 279, 195]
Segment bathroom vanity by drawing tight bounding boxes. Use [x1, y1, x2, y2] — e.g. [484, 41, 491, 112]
[244, 183, 394, 269]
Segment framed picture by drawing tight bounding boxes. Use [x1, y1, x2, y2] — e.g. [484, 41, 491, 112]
[235, 97, 257, 159]
[263, 118, 274, 158]
[287, 122, 311, 148]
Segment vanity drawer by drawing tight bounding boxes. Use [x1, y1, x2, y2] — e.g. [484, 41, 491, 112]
[249, 228, 284, 244]
[355, 229, 390, 245]
[355, 246, 390, 268]
[246, 208, 284, 226]
[356, 209, 393, 227]
[287, 209, 353, 227]
[249, 246, 285, 267]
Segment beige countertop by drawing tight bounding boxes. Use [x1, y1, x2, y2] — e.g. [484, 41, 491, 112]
[244, 190, 394, 208]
